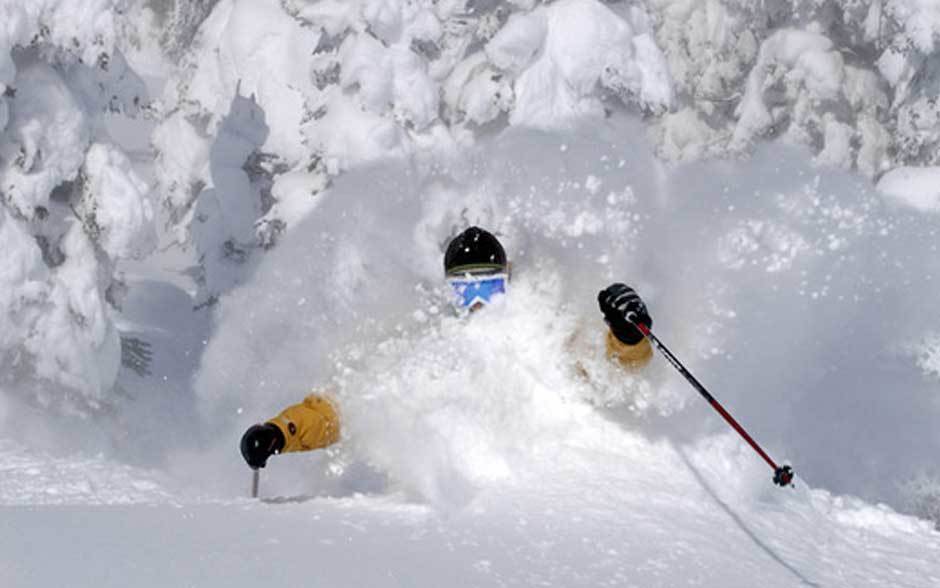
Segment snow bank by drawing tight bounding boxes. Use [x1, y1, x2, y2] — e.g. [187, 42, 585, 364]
[6, 460, 940, 588]
[877, 166, 940, 214]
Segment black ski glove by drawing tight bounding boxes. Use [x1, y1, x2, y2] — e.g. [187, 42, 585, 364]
[240, 423, 285, 469]
[598, 283, 652, 345]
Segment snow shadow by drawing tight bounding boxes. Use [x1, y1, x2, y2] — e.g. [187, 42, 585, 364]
[678, 449, 822, 588]
[112, 277, 211, 467]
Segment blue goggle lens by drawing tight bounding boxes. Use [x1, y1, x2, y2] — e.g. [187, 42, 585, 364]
[447, 274, 507, 309]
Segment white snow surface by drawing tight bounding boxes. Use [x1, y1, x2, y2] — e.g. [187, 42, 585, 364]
[5, 1, 940, 586]
[5, 114, 940, 585]
[3, 420, 940, 587]
[877, 166, 940, 213]
[0, 439, 173, 506]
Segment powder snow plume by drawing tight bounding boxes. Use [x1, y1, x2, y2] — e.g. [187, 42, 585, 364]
[193, 116, 940, 512]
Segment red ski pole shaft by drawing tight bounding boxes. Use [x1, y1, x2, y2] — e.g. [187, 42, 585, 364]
[627, 314, 794, 487]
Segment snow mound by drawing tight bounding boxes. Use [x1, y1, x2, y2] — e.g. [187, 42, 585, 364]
[877, 166, 940, 213]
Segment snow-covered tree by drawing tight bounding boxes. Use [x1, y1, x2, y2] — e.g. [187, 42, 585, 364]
[9, 0, 936, 408]
[648, 0, 940, 175]
[151, 0, 675, 303]
[189, 90, 271, 302]
[148, 0, 940, 301]
[0, 1, 155, 413]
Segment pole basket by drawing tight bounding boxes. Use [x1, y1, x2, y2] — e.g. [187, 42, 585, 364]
[773, 465, 794, 487]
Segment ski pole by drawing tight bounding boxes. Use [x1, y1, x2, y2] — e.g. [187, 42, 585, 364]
[627, 313, 794, 487]
[251, 468, 260, 498]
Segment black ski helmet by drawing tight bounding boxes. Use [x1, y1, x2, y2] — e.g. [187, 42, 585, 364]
[444, 226, 507, 276]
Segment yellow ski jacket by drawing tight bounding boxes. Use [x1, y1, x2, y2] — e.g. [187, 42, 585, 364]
[267, 330, 652, 454]
[267, 394, 340, 454]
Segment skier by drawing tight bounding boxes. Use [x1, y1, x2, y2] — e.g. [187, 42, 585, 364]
[240, 226, 654, 469]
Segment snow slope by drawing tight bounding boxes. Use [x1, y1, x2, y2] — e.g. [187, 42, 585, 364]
[4, 113, 940, 587]
[3, 425, 939, 587]
[5, 2, 940, 585]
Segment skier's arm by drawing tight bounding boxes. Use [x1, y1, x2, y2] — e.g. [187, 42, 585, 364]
[240, 393, 340, 468]
[598, 283, 653, 370]
[267, 393, 341, 453]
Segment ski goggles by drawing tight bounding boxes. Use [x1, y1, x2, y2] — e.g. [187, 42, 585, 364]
[446, 273, 508, 310]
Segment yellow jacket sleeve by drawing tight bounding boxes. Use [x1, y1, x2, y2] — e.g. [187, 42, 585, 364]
[267, 393, 340, 453]
[605, 329, 653, 370]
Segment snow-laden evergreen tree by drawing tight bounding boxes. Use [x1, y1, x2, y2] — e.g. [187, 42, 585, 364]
[189, 90, 271, 302]
[7, 0, 940, 410]
[0, 1, 156, 413]
[150, 0, 675, 303]
[147, 0, 940, 305]
[647, 0, 926, 174]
